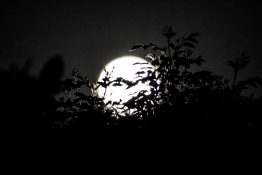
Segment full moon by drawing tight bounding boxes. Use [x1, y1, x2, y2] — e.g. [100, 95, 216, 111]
[97, 56, 153, 114]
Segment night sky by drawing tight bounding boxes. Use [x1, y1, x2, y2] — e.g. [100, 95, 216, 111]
[1, 0, 262, 96]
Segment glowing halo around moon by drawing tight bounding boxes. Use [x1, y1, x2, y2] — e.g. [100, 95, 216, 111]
[97, 56, 154, 115]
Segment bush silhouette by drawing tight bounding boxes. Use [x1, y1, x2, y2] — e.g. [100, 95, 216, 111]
[0, 55, 64, 134]
[44, 25, 262, 131]
[1, 26, 261, 133]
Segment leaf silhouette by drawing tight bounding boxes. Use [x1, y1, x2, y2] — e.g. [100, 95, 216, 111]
[161, 25, 176, 39]
[182, 42, 195, 48]
[152, 46, 167, 53]
[75, 92, 87, 99]
[129, 44, 144, 52]
[97, 81, 109, 88]
[191, 56, 206, 66]
[186, 33, 200, 43]
[136, 71, 145, 75]
[133, 62, 148, 65]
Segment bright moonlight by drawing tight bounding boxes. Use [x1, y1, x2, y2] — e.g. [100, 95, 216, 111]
[97, 56, 153, 114]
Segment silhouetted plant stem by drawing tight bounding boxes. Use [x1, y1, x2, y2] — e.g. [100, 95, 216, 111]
[103, 85, 107, 97]
[167, 37, 171, 58]
[232, 68, 238, 90]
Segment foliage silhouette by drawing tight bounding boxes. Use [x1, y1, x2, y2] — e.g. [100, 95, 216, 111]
[1, 26, 261, 134]
[45, 25, 262, 131]
[45, 67, 116, 131]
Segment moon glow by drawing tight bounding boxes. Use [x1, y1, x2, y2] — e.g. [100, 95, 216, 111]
[97, 56, 153, 114]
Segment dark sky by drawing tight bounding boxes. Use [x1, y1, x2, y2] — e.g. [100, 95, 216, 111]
[1, 0, 262, 96]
